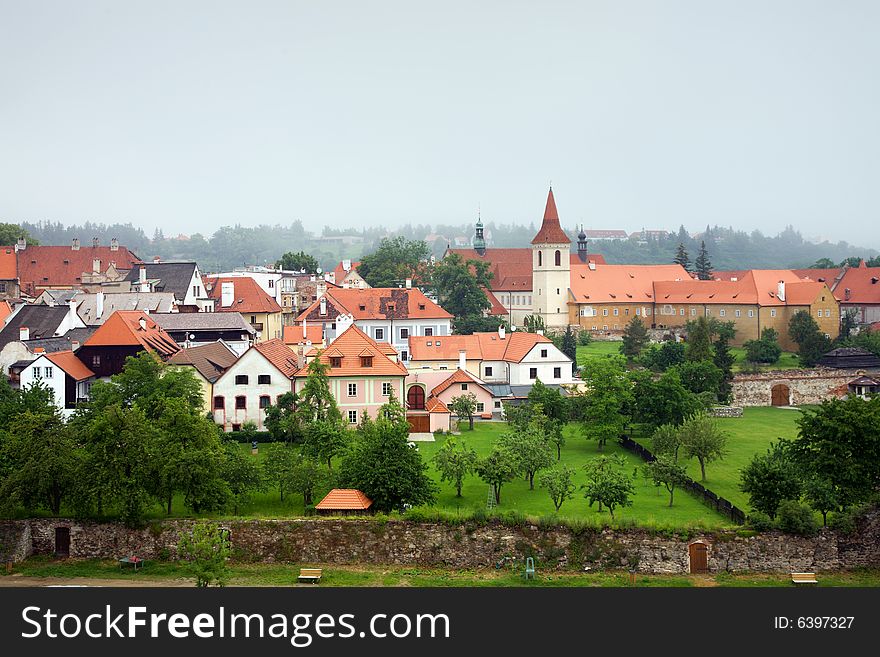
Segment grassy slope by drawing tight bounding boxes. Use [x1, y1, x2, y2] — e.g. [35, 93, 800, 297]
[576, 342, 802, 372]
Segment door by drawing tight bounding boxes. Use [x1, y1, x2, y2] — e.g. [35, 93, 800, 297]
[770, 384, 790, 407]
[689, 542, 708, 574]
[55, 527, 70, 557]
[407, 414, 430, 433]
[406, 385, 425, 410]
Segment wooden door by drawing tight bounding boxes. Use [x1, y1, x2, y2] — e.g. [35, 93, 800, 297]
[407, 414, 430, 433]
[407, 385, 425, 410]
[771, 384, 789, 406]
[689, 542, 708, 574]
[55, 527, 70, 557]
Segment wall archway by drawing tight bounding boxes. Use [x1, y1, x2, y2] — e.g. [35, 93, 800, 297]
[688, 539, 709, 574]
[406, 384, 426, 410]
[770, 383, 790, 406]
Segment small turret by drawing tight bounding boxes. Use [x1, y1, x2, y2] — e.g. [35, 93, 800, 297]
[474, 215, 486, 256]
[577, 225, 589, 262]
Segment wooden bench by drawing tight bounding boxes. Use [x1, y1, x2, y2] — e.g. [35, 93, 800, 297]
[791, 572, 818, 586]
[298, 568, 322, 584]
[118, 556, 143, 570]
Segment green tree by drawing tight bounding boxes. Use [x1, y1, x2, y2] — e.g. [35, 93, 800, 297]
[561, 325, 578, 372]
[432, 252, 493, 319]
[449, 392, 478, 431]
[297, 358, 343, 422]
[694, 240, 713, 280]
[276, 250, 320, 273]
[810, 257, 837, 269]
[177, 521, 230, 587]
[685, 316, 714, 362]
[669, 360, 723, 397]
[582, 455, 634, 519]
[788, 310, 831, 367]
[476, 448, 518, 505]
[643, 456, 689, 506]
[640, 341, 686, 371]
[538, 465, 577, 512]
[452, 315, 510, 335]
[680, 412, 728, 481]
[262, 442, 298, 502]
[264, 392, 304, 444]
[577, 329, 593, 346]
[288, 453, 329, 507]
[357, 236, 430, 287]
[221, 441, 264, 515]
[630, 369, 701, 429]
[713, 332, 736, 403]
[573, 357, 632, 449]
[803, 476, 838, 526]
[651, 423, 684, 461]
[498, 418, 553, 490]
[620, 316, 649, 359]
[431, 437, 478, 497]
[526, 380, 568, 423]
[522, 315, 545, 333]
[303, 417, 349, 470]
[0, 223, 38, 246]
[743, 327, 782, 364]
[673, 243, 690, 271]
[739, 440, 801, 518]
[336, 395, 437, 512]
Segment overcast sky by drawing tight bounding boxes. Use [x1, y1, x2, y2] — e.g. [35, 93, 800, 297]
[1, 1, 878, 245]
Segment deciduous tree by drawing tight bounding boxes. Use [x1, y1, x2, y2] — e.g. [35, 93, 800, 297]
[680, 412, 728, 481]
[431, 437, 478, 497]
[538, 465, 577, 512]
[582, 455, 634, 519]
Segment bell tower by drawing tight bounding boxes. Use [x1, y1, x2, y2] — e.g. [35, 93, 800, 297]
[531, 187, 571, 329]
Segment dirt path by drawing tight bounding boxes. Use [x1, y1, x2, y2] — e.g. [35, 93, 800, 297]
[0, 574, 192, 588]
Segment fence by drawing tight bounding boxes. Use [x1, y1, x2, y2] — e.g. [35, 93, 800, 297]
[618, 435, 747, 525]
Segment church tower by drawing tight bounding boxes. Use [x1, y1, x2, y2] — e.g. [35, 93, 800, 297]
[531, 187, 571, 329]
[473, 214, 486, 256]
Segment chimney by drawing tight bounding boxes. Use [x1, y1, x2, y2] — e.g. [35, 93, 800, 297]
[302, 318, 308, 340]
[405, 278, 412, 289]
[342, 259, 351, 272]
[15, 237, 26, 252]
[153, 256, 161, 263]
[777, 280, 785, 302]
[499, 325, 506, 340]
[221, 282, 234, 308]
[96, 291, 104, 319]
[68, 299, 78, 326]
[71, 340, 80, 351]
[72, 238, 80, 251]
[138, 317, 147, 331]
[19, 326, 29, 341]
[110, 238, 119, 251]
[319, 297, 327, 316]
[296, 345, 306, 369]
[92, 258, 101, 273]
[92, 237, 99, 248]
[317, 282, 327, 298]
[458, 349, 466, 370]
[844, 287, 851, 301]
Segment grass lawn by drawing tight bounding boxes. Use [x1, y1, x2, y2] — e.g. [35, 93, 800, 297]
[416, 421, 730, 528]
[634, 406, 803, 510]
[576, 341, 623, 365]
[5, 557, 880, 587]
[730, 347, 801, 372]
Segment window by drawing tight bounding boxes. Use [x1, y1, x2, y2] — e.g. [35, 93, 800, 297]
[540, 349, 548, 358]
[735, 310, 741, 318]
[268, 279, 274, 288]
[494, 401, 501, 409]
[214, 396, 225, 410]
[529, 367, 538, 379]
[259, 395, 271, 409]
[476, 402, 485, 412]
[232, 423, 241, 432]
[461, 383, 468, 391]
[348, 410, 358, 424]
[485, 366, 493, 377]
[0, 283, 6, 293]
[424, 327, 434, 336]
[817, 310, 823, 319]
[251, 315, 257, 324]
[538, 251, 542, 266]
[348, 383, 358, 397]
[645, 308, 651, 316]
[401, 350, 409, 361]
[92, 355, 101, 368]
[603, 309, 608, 316]
[680, 308, 685, 315]
[825, 309, 831, 317]
[330, 356, 342, 367]
[360, 356, 373, 367]
[258, 374, 271, 385]
[235, 396, 246, 409]
[720, 309, 726, 317]
[705, 309, 711, 316]
[748, 309, 754, 318]
[235, 375, 248, 385]
[44, 366, 53, 379]
[382, 382, 392, 396]
[418, 304, 425, 311]
[553, 367, 561, 379]
[613, 308, 619, 316]
[193, 285, 200, 297]
[770, 309, 776, 317]
[625, 308, 629, 315]
[636, 308, 641, 316]
[554, 250, 561, 266]
[375, 328, 384, 340]
[400, 328, 409, 339]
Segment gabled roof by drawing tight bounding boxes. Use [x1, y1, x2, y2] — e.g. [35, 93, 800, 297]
[817, 347, 880, 369]
[82, 311, 180, 357]
[283, 323, 324, 345]
[483, 288, 507, 316]
[0, 300, 12, 324]
[151, 312, 257, 334]
[836, 264, 880, 305]
[0, 247, 17, 279]
[305, 325, 407, 377]
[0, 305, 72, 351]
[407, 330, 554, 364]
[315, 489, 373, 510]
[425, 396, 451, 413]
[570, 263, 689, 303]
[791, 268, 845, 286]
[531, 188, 571, 244]
[431, 368, 494, 397]
[652, 270, 832, 308]
[167, 341, 239, 382]
[22, 327, 97, 354]
[253, 338, 300, 378]
[207, 276, 282, 314]
[76, 292, 176, 324]
[333, 260, 361, 282]
[43, 350, 95, 381]
[13, 244, 141, 294]
[123, 262, 199, 301]
[297, 287, 452, 322]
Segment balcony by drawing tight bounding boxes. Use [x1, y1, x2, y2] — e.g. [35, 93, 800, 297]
[250, 322, 264, 333]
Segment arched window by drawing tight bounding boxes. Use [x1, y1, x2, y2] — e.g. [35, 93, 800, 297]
[537, 251, 542, 267]
[554, 250, 561, 266]
[407, 385, 425, 410]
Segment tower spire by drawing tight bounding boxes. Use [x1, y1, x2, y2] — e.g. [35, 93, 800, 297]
[531, 186, 570, 244]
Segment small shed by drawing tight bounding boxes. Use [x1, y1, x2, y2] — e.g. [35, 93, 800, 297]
[848, 375, 880, 399]
[817, 347, 880, 369]
[315, 489, 374, 516]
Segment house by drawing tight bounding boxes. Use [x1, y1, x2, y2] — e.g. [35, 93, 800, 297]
[847, 375, 880, 399]
[277, 274, 336, 323]
[315, 489, 374, 515]
[835, 261, 880, 325]
[295, 325, 408, 429]
[329, 260, 369, 288]
[817, 347, 880, 369]
[406, 368, 495, 430]
[75, 291, 177, 325]
[582, 229, 629, 241]
[167, 341, 239, 412]
[282, 322, 325, 350]
[123, 261, 214, 311]
[151, 312, 256, 355]
[76, 311, 180, 378]
[12, 238, 141, 297]
[296, 286, 452, 363]
[0, 326, 95, 382]
[212, 267, 284, 304]
[212, 338, 298, 431]
[0, 301, 86, 354]
[18, 351, 95, 416]
[0, 246, 20, 300]
[206, 276, 284, 342]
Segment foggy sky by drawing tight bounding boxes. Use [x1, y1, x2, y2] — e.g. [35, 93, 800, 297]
[1, 1, 879, 246]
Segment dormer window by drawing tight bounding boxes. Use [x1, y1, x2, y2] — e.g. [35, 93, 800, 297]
[359, 304, 366, 311]
[330, 356, 342, 368]
[418, 304, 426, 310]
[360, 356, 373, 367]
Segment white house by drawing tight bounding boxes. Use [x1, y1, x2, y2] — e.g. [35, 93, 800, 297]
[18, 351, 95, 416]
[211, 338, 297, 431]
[125, 261, 214, 312]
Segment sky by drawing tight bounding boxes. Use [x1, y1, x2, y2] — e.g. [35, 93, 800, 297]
[1, 1, 879, 246]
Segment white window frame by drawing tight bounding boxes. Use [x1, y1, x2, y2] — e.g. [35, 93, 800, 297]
[348, 410, 358, 424]
[347, 383, 357, 397]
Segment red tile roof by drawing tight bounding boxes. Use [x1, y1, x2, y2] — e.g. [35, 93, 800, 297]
[14, 244, 141, 294]
[570, 263, 689, 303]
[305, 325, 408, 377]
[425, 396, 451, 413]
[836, 264, 880, 305]
[408, 330, 552, 363]
[483, 288, 507, 316]
[431, 368, 493, 397]
[44, 350, 95, 380]
[254, 338, 300, 378]
[315, 489, 373, 510]
[791, 268, 845, 285]
[0, 300, 12, 324]
[654, 271, 832, 307]
[0, 247, 17, 279]
[207, 276, 282, 313]
[283, 323, 324, 345]
[333, 260, 361, 282]
[297, 287, 452, 322]
[531, 188, 571, 244]
[83, 311, 180, 356]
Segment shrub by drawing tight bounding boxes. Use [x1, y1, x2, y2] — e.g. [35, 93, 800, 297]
[747, 512, 775, 532]
[743, 328, 782, 364]
[577, 330, 592, 346]
[776, 500, 819, 536]
[829, 510, 856, 535]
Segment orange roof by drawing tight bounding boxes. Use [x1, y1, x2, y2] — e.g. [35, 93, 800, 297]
[254, 338, 300, 378]
[531, 188, 571, 244]
[425, 396, 450, 413]
[305, 325, 407, 377]
[333, 260, 361, 282]
[654, 271, 833, 307]
[14, 244, 141, 295]
[483, 288, 507, 316]
[0, 300, 12, 324]
[791, 268, 845, 285]
[315, 489, 373, 510]
[654, 279, 748, 304]
[297, 287, 452, 322]
[83, 311, 180, 356]
[836, 264, 880, 305]
[0, 247, 17, 279]
[44, 350, 95, 380]
[207, 276, 282, 314]
[408, 330, 552, 363]
[569, 263, 689, 303]
[447, 247, 605, 292]
[784, 281, 828, 306]
[431, 368, 493, 397]
[283, 323, 324, 345]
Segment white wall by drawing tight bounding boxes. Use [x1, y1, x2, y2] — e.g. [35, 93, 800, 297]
[509, 343, 573, 385]
[19, 355, 68, 414]
[212, 348, 291, 431]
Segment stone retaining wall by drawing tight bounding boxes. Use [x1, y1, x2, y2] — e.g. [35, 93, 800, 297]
[731, 367, 880, 406]
[709, 406, 743, 417]
[5, 509, 880, 574]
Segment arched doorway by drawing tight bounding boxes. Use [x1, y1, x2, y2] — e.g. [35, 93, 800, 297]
[688, 540, 709, 574]
[406, 385, 425, 410]
[771, 383, 790, 407]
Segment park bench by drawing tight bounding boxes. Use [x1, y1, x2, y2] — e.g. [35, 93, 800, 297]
[791, 572, 818, 586]
[298, 568, 322, 584]
[118, 556, 143, 570]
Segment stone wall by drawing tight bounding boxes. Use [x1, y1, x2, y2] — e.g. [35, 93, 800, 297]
[0, 522, 31, 563]
[709, 406, 743, 417]
[10, 509, 880, 574]
[731, 367, 880, 406]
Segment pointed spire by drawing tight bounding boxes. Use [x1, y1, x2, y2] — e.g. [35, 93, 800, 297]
[531, 186, 570, 244]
